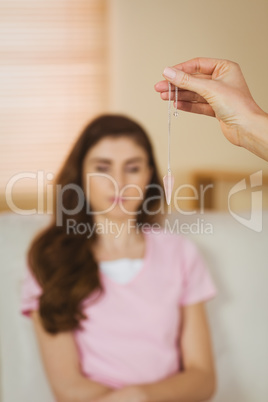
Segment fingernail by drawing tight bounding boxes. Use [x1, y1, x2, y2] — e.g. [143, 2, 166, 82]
[163, 67, 176, 80]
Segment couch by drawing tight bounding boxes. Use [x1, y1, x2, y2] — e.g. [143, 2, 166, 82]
[0, 211, 267, 402]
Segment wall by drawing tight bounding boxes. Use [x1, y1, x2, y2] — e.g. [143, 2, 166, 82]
[107, 0, 268, 211]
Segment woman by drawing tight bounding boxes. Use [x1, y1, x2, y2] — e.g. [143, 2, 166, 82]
[20, 114, 218, 402]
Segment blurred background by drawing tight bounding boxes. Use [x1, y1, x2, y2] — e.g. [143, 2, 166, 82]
[1, 0, 268, 214]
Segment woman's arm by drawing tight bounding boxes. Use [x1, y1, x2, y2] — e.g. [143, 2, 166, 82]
[141, 301, 217, 402]
[93, 301, 216, 402]
[31, 310, 113, 402]
[92, 303, 216, 402]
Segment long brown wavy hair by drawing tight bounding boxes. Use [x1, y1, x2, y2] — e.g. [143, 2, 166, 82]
[27, 114, 164, 334]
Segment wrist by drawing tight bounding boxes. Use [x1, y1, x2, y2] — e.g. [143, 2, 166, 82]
[239, 107, 268, 161]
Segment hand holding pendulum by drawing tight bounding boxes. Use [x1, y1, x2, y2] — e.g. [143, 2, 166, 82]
[163, 82, 177, 205]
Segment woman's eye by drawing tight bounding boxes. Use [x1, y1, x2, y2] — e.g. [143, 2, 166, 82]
[96, 166, 109, 172]
[126, 167, 140, 173]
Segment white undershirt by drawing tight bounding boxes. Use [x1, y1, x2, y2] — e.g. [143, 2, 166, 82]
[99, 258, 144, 284]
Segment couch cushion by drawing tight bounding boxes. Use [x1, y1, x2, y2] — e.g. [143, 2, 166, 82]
[0, 211, 268, 401]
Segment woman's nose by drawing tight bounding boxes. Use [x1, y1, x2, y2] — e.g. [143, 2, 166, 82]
[112, 170, 125, 192]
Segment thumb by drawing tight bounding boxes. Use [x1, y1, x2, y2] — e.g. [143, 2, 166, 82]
[163, 66, 212, 98]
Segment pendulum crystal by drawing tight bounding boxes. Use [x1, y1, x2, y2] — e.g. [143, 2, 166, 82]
[163, 82, 175, 205]
[163, 169, 174, 205]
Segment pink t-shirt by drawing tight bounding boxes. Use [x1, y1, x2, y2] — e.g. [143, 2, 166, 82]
[20, 229, 217, 389]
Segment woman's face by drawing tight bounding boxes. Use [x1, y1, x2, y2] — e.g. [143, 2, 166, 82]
[82, 136, 153, 220]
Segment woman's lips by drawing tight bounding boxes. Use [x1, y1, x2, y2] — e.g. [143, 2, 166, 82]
[109, 196, 127, 203]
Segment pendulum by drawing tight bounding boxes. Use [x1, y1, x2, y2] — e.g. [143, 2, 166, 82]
[163, 82, 175, 205]
[173, 86, 179, 117]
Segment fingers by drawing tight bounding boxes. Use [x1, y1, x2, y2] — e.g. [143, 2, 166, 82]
[154, 80, 170, 92]
[160, 89, 207, 104]
[174, 101, 215, 117]
[155, 58, 233, 100]
[154, 74, 212, 93]
[171, 57, 231, 76]
[154, 58, 239, 117]
[162, 66, 215, 98]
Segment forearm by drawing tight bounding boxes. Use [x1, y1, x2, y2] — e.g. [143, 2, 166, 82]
[240, 109, 268, 161]
[140, 368, 216, 402]
[58, 377, 113, 402]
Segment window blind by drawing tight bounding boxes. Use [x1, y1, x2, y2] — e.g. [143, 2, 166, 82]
[0, 0, 108, 212]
